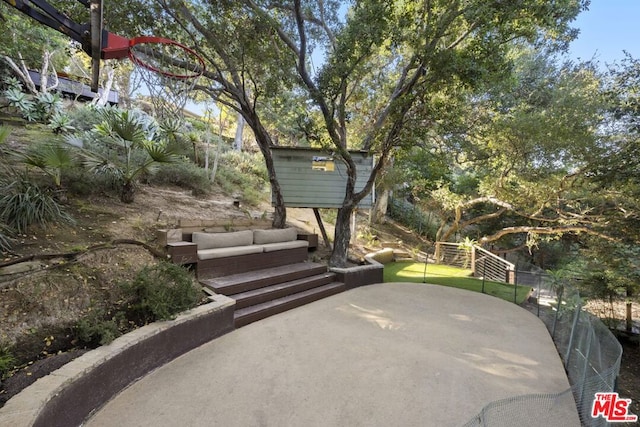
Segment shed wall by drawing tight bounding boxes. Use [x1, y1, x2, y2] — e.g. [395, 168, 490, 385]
[271, 148, 374, 208]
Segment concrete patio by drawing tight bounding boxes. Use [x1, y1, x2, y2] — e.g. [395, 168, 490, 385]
[85, 282, 579, 427]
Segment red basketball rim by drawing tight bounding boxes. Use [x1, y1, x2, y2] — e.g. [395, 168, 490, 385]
[128, 36, 205, 79]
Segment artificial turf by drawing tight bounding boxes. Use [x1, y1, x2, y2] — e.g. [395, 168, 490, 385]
[383, 261, 532, 304]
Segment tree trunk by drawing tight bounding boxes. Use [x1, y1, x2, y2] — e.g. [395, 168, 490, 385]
[39, 51, 60, 94]
[93, 65, 115, 106]
[241, 108, 286, 228]
[120, 181, 136, 204]
[204, 140, 209, 171]
[210, 136, 222, 182]
[328, 152, 360, 267]
[330, 206, 354, 267]
[371, 187, 390, 224]
[2, 54, 37, 94]
[234, 113, 244, 151]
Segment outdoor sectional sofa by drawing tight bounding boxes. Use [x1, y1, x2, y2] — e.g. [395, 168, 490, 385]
[175, 227, 310, 279]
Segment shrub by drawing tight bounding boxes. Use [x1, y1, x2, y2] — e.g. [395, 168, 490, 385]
[4, 87, 35, 116]
[63, 165, 119, 197]
[48, 113, 76, 134]
[216, 151, 269, 206]
[120, 261, 202, 323]
[2, 76, 22, 92]
[73, 309, 127, 347]
[388, 197, 439, 241]
[148, 160, 212, 196]
[0, 341, 16, 381]
[0, 222, 13, 252]
[66, 104, 104, 132]
[33, 92, 63, 122]
[220, 150, 268, 181]
[0, 179, 74, 234]
[3, 88, 63, 123]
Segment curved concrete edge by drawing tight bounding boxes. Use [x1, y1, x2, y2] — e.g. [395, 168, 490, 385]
[0, 294, 236, 427]
[364, 247, 394, 265]
[329, 249, 387, 290]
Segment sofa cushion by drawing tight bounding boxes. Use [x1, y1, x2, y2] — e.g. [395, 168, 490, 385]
[253, 228, 298, 245]
[198, 245, 264, 260]
[261, 240, 309, 253]
[192, 230, 253, 250]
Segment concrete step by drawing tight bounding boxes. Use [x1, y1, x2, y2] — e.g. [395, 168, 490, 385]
[234, 282, 346, 328]
[231, 272, 337, 309]
[200, 262, 327, 295]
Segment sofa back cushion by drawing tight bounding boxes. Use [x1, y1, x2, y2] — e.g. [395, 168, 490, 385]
[253, 228, 298, 245]
[192, 230, 253, 250]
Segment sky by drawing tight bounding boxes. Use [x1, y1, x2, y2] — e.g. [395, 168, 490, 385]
[187, 1, 639, 117]
[568, 0, 640, 64]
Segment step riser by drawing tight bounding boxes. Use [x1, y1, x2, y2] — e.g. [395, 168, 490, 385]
[234, 284, 345, 328]
[211, 265, 328, 295]
[233, 274, 336, 309]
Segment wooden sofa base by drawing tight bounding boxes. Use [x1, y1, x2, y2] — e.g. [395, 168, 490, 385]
[196, 246, 309, 279]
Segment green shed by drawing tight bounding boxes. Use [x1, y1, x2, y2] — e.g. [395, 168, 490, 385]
[270, 147, 374, 209]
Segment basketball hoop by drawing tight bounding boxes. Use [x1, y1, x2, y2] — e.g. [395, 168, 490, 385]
[128, 36, 205, 121]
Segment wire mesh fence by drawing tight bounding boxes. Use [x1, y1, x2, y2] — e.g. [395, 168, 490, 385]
[531, 279, 627, 426]
[430, 245, 627, 426]
[463, 389, 580, 427]
[463, 275, 626, 426]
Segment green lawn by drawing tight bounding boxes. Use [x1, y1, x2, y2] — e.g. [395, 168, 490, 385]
[383, 261, 532, 304]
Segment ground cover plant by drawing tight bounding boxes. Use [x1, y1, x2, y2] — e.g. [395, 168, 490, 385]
[383, 261, 532, 304]
[0, 112, 264, 406]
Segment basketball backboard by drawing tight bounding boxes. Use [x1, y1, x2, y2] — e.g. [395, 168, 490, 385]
[89, 0, 102, 92]
[2, 0, 202, 97]
[1, 0, 108, 93]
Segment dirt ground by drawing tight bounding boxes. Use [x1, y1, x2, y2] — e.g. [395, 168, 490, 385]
[0, 185, 639, 417]
[0, 185, 354, 405]
[0, 186, 266, 403]
[618, 339, 640, 420]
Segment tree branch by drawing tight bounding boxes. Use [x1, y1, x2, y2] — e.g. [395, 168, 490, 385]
[0, 239, 167, 271]
[480, 226, 616, 244]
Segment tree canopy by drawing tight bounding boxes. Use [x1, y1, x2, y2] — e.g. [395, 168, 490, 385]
[126, 0, 587, 266]
[2, 0, 592, 267]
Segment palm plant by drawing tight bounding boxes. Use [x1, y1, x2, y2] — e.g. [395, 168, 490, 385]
[69, 107, 178, 203]
[14, 140, 75, 190]
[458, 236, 478, 269]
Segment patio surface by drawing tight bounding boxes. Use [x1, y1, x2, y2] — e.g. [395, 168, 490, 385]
[85, 282, 579, 427]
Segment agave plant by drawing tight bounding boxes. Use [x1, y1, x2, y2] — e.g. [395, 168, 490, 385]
[33, 92, 63, 122]
[48, 113, 76, 134]
[68, 107, 178, 203]
[4, 87, 35, 117]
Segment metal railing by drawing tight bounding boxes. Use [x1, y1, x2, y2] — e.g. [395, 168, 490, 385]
[434, 242, 516, 284]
